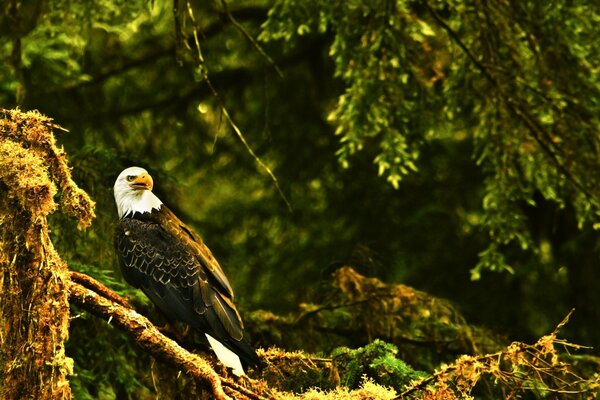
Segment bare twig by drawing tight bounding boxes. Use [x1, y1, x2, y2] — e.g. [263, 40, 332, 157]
[182, 2, 293, 213]
[551, 308, 574, 335]
[294, 294, 396, 323]
[219, 0, 283, 78]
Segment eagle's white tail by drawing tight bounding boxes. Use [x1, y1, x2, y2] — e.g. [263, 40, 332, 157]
[205, 333, 245, 376]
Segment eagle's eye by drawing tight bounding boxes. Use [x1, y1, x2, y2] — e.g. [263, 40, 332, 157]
[126, 175, 135, 182]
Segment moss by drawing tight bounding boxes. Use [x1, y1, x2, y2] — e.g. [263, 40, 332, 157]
[0, 139, 57, 220]
[282, 378, 397, 400]
[332, 340, 426, 393]
[0, 108, 96, 229]
[257, 348, 338, 393]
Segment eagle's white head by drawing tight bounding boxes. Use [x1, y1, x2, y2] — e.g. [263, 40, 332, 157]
[114, 166, 163, 218]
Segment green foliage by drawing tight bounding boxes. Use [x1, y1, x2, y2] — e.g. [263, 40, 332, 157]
[261, 0, 600, 276]
[332, 340, 426, 392]
[262, 0, 438, 189]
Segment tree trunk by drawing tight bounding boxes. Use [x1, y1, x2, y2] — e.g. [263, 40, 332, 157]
[0, 109, 95, 399]
[0, 197, 72, 399]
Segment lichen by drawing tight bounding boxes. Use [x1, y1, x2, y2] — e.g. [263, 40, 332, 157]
[281, 377, 397, 400]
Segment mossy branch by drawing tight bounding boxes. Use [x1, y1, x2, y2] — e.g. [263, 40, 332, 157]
[0, 107, 95, 399]
[70, 271, 131, 308]
[68, 274, 277, 400]
[68, 274, 264, 400]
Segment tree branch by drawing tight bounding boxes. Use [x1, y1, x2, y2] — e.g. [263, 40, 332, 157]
[70, 271, 131, 308]
[68, 278, 234, 399]
[395, 310, 585, 399]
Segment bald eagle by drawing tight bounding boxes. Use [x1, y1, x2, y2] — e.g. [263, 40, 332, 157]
[113, 166, 259, 376]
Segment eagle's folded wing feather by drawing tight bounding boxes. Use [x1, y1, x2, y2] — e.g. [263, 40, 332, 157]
[115, 217, 243, 341]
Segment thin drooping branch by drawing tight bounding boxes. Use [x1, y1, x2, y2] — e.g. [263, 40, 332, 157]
[68, 280, 233, 400]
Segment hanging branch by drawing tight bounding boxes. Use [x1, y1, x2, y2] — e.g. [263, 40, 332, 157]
[424, 0, 598, 206]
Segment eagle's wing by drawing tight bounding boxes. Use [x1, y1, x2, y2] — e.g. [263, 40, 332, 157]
[115, 215, 243, 341]
[159, 206, 235, 298]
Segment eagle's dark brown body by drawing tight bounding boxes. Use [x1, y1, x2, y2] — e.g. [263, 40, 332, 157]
[115, 206, 259, 370]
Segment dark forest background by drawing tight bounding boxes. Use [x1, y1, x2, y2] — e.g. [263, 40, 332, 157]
[1, 0, 599, 398]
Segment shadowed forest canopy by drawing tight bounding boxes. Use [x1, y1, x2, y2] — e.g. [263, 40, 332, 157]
[1, 0, 599, 398]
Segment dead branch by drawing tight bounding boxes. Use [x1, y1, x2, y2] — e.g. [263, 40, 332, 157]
[395, 309, 595, 399]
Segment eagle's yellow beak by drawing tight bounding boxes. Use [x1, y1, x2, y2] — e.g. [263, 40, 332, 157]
[130, 173, 153, 190]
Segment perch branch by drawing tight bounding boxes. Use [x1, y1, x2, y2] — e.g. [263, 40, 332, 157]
[222, 379, 266, 400]
[69, 271, 131, 308]
[68, 279, 233, 400]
